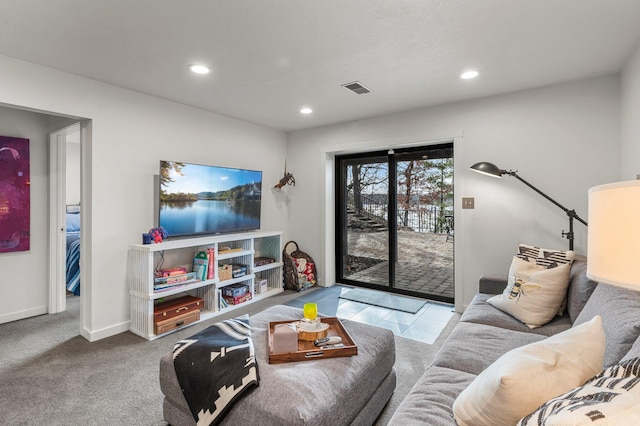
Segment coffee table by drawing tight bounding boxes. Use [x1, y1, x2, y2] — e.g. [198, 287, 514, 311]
[159, 305, 396, 426]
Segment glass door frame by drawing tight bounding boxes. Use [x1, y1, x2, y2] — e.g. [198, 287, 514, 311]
[335, 143, 454, 303]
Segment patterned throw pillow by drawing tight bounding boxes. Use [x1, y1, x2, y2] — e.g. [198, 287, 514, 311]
[507, 243, 575, 318]
[487, 256, 572, 328]
[516, 243, 575, 269]
[518, 357, 640, 425]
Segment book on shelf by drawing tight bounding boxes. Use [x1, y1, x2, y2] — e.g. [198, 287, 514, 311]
[155, 266, 188, 278]
[193, 251, 209, 281]
[154, 272, 198, 286]
[218, 291, 229, 309]
[218, 246, 243, 254]
[153, 272, 199, 293]
[154, 284, 186, 293]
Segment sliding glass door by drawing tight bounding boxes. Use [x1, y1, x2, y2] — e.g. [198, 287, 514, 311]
[337, 154, 390, 288]
[336, 143, 454, 303]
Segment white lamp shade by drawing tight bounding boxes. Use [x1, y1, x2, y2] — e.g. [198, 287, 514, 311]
[587, 180, 640, 290]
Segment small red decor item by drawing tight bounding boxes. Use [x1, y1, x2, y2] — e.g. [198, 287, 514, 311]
[149, 226, 168, 244]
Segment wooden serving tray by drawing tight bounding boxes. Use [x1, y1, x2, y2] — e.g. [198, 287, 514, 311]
[267, 317, 358, 364]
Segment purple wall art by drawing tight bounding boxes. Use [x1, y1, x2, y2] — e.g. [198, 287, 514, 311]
[0, 136, 30, 253]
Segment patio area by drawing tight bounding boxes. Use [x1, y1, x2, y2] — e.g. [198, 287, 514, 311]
[345, 229, 454, 300]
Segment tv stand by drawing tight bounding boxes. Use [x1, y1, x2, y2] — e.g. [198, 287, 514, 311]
[128, 230, 283, 340]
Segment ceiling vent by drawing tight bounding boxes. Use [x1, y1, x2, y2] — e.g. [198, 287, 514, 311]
[342, 81, 372, 95]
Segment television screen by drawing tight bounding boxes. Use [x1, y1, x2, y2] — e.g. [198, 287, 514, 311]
[159, 161, 262, 237]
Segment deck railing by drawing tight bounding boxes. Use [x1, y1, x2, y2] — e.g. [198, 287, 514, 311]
[347, 192, 452, 234]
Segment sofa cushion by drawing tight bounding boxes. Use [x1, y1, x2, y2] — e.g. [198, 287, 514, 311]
[574, 283, 640, 367]
[452, 316, 605, 426]
[461, 293, 572, 336]
[566, 255, 599, 323]
[387, 366, 475, 426]
[487, 256, 572, 328]
[478, 274, 508, 295]
[622, 336, 640, 361]
[518, 357, 640, 426]
[432, 322, 546, 376]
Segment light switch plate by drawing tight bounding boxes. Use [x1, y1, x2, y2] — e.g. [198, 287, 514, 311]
[462, 197, 475, 209]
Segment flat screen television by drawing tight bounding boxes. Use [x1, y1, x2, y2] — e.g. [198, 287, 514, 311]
[158, 161, 262, 238]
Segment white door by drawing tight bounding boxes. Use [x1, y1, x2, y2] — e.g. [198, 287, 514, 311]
[48, 123, 81, 313]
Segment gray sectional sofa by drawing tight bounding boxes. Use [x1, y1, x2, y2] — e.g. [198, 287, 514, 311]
[388, 255, 640, 425]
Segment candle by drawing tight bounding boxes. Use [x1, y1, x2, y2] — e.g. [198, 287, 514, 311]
[303, 303, 318, 320]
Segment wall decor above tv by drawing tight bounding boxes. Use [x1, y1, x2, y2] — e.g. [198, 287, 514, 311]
[159, 161, 262, 238]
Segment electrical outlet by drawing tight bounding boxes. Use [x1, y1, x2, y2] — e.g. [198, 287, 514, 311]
[462, 197, 475, 209]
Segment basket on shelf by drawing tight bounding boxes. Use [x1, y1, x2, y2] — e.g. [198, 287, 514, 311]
[283, 241, 316, 292]
[218, 264, 232, 281]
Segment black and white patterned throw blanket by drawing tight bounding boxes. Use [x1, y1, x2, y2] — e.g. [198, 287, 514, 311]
[173, 315, 259, 426]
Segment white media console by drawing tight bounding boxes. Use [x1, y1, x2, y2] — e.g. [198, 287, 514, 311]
[128, 230, 283, 340]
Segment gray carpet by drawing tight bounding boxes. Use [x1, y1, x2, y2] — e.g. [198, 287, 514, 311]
[339, 287, 427, 313]
[0, 288, 460, 426]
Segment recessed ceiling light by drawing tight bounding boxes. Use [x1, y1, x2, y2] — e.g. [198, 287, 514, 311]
[460, 70, 479, 79]
[188, 64, 211, 74]
[300, 107, 313, 114]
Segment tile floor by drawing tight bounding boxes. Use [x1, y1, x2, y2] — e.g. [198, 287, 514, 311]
[285, 284, 455, 344]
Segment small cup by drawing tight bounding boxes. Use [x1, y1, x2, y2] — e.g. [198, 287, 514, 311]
[303, 303, 318, 320]
[142, 233, 151, 244]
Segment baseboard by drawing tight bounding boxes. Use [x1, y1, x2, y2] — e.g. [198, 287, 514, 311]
[81, 320, 130, 342]
[0, 305, 47, 324]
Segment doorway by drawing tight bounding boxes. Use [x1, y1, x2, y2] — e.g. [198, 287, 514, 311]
[48, 122, 81, 314]
[335, 143, 454, 303]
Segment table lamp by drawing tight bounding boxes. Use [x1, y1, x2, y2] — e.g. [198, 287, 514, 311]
[587, 180, 640, 290]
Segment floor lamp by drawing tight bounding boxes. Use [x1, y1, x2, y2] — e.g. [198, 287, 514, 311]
[470, 161, 588, 250]
[587, 180, 640, 290]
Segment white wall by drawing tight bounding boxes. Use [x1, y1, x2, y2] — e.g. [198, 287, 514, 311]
[287, 76, 620, 311]
[621, 41, 640, 179]
[0, 106, 51, 322]
[0, 55, 288, 340]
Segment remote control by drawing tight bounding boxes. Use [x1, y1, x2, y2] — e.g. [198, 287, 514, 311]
[319, 343, 345, 349]
[314, 336, 342, 346]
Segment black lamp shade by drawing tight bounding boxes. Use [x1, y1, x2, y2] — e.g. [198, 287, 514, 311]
[470, 162, 503, 178]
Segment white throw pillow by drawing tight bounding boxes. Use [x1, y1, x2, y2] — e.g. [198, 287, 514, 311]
[453, 316, 605, 426]
[487, 256, 571, 328]
[515, 244, 575, 316]
[518, 357, 640, 426]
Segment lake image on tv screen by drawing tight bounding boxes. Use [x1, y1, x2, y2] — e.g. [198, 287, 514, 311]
[159, 161, 262, 236]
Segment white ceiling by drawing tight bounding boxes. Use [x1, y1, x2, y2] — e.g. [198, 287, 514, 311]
[1, 1, 640, 132]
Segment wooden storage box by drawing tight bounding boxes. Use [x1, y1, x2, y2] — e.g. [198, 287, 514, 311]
[154, 309, 200, 335]
[153, 295, 204, 323]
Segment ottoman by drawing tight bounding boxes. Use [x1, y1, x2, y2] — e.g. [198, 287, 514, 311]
[159, 305, 396, 426]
